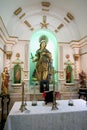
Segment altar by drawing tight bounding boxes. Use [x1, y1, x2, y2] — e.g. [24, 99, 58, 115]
[4, 99, 87, 130]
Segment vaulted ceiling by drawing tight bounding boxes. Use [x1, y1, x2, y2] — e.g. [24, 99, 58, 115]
[0, 0, 87, 42]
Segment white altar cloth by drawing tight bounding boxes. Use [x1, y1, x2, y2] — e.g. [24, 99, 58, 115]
[4, 99, 87, 130]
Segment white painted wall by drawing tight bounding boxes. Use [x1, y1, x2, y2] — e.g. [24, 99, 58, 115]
[80, 45, 87, 74]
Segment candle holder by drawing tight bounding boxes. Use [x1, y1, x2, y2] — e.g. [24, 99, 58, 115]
[68, 98, 74, 106]
[68, 89, 74, 106]
[52, 85, 58, 110]
[19, 82, 29, 112]
[32, 81, 37, 106]
[51, 68, 58, 110]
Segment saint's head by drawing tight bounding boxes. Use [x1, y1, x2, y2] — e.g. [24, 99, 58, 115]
[39, 35, 48, 48]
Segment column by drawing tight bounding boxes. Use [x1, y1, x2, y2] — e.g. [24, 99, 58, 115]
[73, 54, 80, 79]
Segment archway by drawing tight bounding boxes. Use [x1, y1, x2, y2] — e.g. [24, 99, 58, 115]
[29, 29, 58, 88]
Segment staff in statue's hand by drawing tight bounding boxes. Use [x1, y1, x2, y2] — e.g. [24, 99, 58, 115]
[31, 53, 34, 60]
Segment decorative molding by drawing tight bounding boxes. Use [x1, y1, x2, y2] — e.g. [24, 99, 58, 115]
[54, 23, 64, 33]
[1, 14, 87, 45]
[59, 35, 87, 45]
[54, 12, 74, 33]
[67, 12, 74, 20]
[59, 46, 63, 70]
[64, 83, 74, 86]
[42, 8, 49, 12]
[64, 17, 70, 23]
[64, 58, 74, 66]
[19, 13, 26, 19]
[41, 2, 50, 12]
[59, 71, 64, 79]
[12, 53, 24, 64]
[57, 24, 64, 30]
[14, 7, 22, 15]
[40, 15, 49, 28]
[66, 54, 70, 59]
[24, 20, 34, 31]
[30, 27, 34, 31]
[73, 54, 79, 61]
[0, 47, 6, 53]
[0, 30, 17, 46]
[41, 2, 51, 7]
[23, 71, 28, 79]
[6, 51, 12, 59]
[0, 16, 18, 45]
[80, 52, 87, 56]
[54, 29, 58, 33]
[24, 20, 31, 28]
[12, 61, 24, 64]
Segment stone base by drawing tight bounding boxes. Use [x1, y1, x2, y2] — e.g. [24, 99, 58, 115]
[60, 91, 78, 100]
[61, 83, 79, 92]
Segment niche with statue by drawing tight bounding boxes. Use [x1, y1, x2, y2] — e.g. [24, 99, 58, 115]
[13, 64, 21, 84]
[63, 54, 76, 92]
[12, 53, 23, 85]
[64, 54, 74, 84]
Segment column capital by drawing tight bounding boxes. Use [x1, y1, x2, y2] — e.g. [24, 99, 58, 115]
[6, 51, 12, 59]
[73, 54, 79, 61]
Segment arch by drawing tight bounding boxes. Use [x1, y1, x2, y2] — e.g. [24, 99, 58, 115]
[13, 64, 21, 84]
[29, 29, 59, 86]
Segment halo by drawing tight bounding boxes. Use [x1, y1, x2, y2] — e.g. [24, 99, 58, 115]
[39, 35, 48, 44]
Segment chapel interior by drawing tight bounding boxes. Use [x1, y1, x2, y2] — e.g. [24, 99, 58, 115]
[0, 0, 87, 129]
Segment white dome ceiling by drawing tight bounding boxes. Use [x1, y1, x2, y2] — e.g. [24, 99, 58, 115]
[0, 0, 87, 42]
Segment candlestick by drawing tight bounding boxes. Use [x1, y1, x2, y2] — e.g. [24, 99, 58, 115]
[19, 82, 29, 112]
[32, 81, 37, 106]
[51, 68, 58, 110]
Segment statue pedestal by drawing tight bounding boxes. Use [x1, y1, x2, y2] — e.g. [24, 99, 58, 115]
[60, 83, 79, 100]
[64, 83, 78, 92]
[11, 84, 22, 93]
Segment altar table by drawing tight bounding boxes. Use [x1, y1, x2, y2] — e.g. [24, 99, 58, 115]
[4, 99, 87, 130]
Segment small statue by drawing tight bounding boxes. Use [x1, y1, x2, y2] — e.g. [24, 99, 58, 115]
[1, 67, 9, 95]
[66, 69, 71, 83]
[65, 55, 74, 83]
[79, 70, 86, 88]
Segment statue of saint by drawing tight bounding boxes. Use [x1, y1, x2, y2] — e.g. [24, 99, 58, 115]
[15, 68, 21, 83]
[32, 35, 52, 81]
[1, 67, 9, 94]
[66, 68, 71, 83]
[79, 70, 86, 88]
